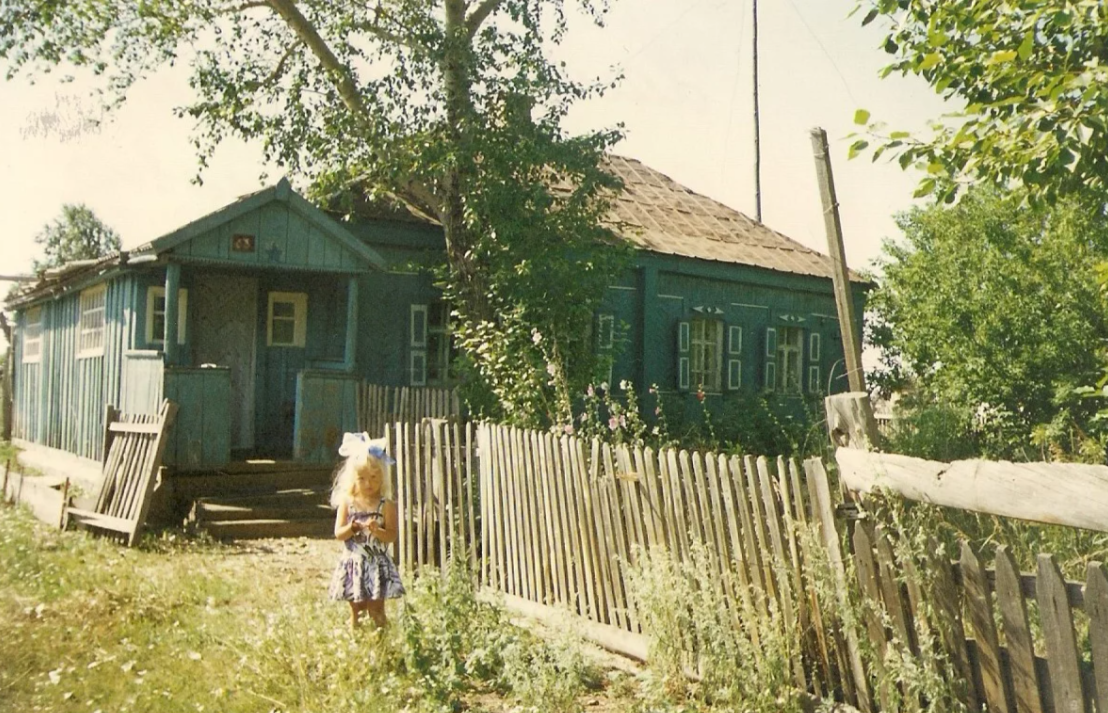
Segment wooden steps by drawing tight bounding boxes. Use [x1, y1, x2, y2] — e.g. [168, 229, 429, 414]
[177, 463, 338, 540]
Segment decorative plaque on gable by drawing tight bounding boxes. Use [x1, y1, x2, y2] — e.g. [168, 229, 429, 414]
[231, 233, 256, 253]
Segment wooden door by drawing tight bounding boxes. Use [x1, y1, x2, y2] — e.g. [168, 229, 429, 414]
[192, 274, 258, 451]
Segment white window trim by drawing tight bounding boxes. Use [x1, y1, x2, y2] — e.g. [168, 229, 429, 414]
[690, 318, 723, 393]
[266, 291, 308, 347]
[410, 304, 428, 348]
[728, 359, 742, 390]
[77, 283, 107, 359]
[776, 326, 803, 394]
[728, 325, 743, 355]
[145, 286, 189, 346]
[809, 332, 821, 362]
[597, 313, 615, 350]
[22, 306, 43, 364]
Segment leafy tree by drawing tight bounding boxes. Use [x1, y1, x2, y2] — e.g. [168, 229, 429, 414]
[852, 0, 1108, 204]
[33, 204, 122, 271]
[868, 187, 1108, 460]
[1, 0, 626, 426]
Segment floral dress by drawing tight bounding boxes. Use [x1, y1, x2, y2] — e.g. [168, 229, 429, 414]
[328, 498, 405, 602]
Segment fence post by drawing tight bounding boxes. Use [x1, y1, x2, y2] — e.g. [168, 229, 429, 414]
[824, 392, 880, 451]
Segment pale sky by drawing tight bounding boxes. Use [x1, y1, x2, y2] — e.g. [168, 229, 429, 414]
[0, 0, 950, 282]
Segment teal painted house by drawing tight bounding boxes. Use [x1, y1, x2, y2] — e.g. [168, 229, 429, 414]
[5, 156, 867, 473]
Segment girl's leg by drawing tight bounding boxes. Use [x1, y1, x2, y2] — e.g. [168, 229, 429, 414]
[365, 599, 387, 628]
[350, 600, 372, 628]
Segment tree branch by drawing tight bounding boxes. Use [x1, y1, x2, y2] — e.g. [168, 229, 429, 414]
[265, 0, 372, 127]
[465, 0, 506, 39]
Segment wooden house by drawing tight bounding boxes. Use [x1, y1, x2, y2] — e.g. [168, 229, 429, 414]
[5, 156, 867, 476]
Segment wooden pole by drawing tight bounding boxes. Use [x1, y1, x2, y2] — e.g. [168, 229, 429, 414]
[810, 127, 864, 393]
[58, 477, 70, 529]
[2, 459, 9, 504]
[752, 0, 762, 222]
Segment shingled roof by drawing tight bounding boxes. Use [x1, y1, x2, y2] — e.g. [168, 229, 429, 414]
[601, 155, 864, 282]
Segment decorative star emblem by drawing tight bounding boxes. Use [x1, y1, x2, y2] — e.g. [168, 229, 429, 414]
[266, 243, 283, 263]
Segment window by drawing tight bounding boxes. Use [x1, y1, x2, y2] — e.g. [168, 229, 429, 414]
[267, 292, 307, 347]
[77, 284, 107, 358]
[426, 301, 456, 386]
[410, 301, 456, 386]
[22, 306, 42, 363]
[145, 286, 189, 346]
[775, 326, 803, 393]
[690, 318, 723, 392]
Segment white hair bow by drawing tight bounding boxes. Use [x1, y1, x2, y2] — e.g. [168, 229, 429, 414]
[338, 431, 395, 464]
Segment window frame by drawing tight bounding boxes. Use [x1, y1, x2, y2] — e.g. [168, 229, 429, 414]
[775, 326, 804, 394]
[689, 318, 723, 392]
[266, 291, 308, 348]
[77, 283, 107, 359]
[145, 286, 189, 347]
[425, 301, 456, 387]
[21, 306, 43, 364]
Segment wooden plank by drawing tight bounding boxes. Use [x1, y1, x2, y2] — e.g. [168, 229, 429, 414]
[718, 454, 758, 643]
[1037, 554, 1085, 713]
[65, 508, 137, 534]
[653, 446, 680, 556]
[593, 440, 627, 631]
[664, 447, 691, 562]
[434, 421, 448, 570]
[926, 539, 979, 712]
[779, 457, 811, 653]
[538, 431, 566, 607]
[588, 439, 617, 627]
[854, 524, 892, 712]
[572, 437, 604, 623]
[961, 540, 1011, 713]
[477, 425, 489, 587]
[1085, 562, 1108, 713]
[525, 431, 551, 604]
[731, 454, 767, 604]
[548, 431, 576, 608]
[758, 456, 796, 627]
[567, 436, 599, 620]
[805, 458, 870, 713]
[127, 400, 178, 545]
[442, 421, 457, 561]
[519, 427, 542, 602]
[603, 442, 638, 633]
[995, 546, 1043, 713]
[499, 426, 520, 596]
[677, 450, 705, 546]
[703, 451, 739, 618]
[465, 423, 477, 575]
[744, 455, 778, 605]
[838, 448, 1108, 534]
[633, 445, 664, 550]
[616, 445, 647, 563]
[873, 525, 915, 655]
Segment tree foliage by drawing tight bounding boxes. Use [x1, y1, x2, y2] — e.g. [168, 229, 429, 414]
[868, 187, 1108, 460]
[1, 0, 626, 426]
[852, 0, 1108, 204]
[33, 203, 121, 271]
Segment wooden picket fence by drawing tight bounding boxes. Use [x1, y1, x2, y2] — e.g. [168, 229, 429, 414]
[382, 411, 1108, 712]
[357, 383, 460, 439]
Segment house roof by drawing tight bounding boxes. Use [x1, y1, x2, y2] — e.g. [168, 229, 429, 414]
[7, 179, 387, 308]
[602, 155, 866, 283]
[129, 178, 387, 270]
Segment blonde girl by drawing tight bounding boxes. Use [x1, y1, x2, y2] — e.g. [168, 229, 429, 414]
[327, 432, 404, 628]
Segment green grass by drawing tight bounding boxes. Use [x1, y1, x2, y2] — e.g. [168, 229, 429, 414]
[0, 505, 621, 713]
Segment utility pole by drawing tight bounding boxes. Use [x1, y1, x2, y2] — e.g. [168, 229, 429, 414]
[752, 0, 762, 222]
[810, 127, 864, 393]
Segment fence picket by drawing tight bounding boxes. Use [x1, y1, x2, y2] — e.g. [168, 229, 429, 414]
[1037, 554, 1084, 713]
[587, 439, 617, 628]
[926, 537, 979, 713]
[538, 432, 567, 607]
[995, 546, 1042, 713]
[604, 442, 639, 632]
[1086, 562, 1108, 713]
[853, 524, 891, 711]
[664, 448, 691, 563]
[961, 541, 1010, 713]
[572, 437, 605, 623]
[744, 455, 778, 606]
